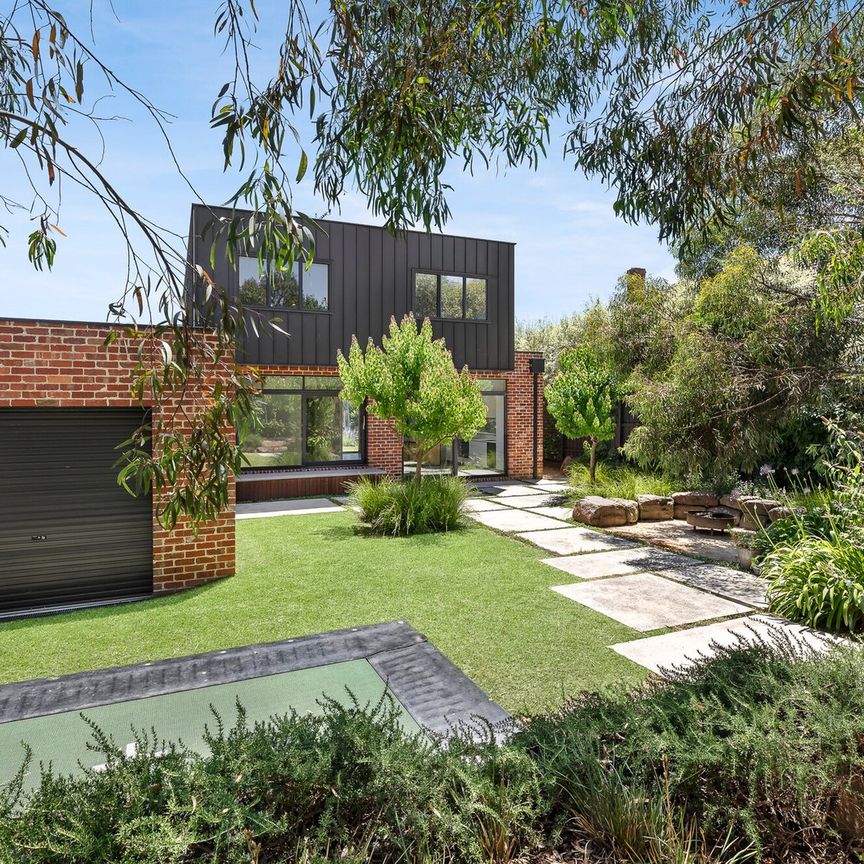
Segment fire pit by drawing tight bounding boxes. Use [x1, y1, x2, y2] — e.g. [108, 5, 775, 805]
[686, 510, 736, 535]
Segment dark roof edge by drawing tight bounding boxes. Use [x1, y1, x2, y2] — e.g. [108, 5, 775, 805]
[191, 203, 517, 247]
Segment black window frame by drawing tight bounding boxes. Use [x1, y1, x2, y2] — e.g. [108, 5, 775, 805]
[412, 270, 488, 321]
[237, 256, 331, 313]
[241, 375, 366, 470]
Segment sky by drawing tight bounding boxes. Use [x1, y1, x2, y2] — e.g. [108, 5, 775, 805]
[0, 1, 676, 325]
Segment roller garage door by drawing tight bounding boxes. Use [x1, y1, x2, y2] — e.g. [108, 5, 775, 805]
[0, 408, 152, 614]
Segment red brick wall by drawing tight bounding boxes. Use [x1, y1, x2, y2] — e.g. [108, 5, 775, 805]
[245, 351, 544, 480]
[0, 319, 236, 594]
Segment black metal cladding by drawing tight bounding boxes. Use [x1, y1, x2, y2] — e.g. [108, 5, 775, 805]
[0, 408, 153, 614]
[187, 205, 516, 370]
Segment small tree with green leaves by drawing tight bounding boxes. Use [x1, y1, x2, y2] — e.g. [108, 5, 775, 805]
[546, 347, 621, 484]
[338, 315, 487, 481]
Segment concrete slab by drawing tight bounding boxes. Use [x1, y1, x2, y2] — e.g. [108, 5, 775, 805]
[534, 480, 572, 492]
[236, 498, 345, 519]
[611, 614, 839, 675]
[468, 509, 567, 533]
[526, 506, 573, 522]
[517, 527, 637, 555]
[607, 520, 738, 564]
[552, 574, 749, 631]
[496, 494, 565, 509]
[654, 563, 768, 609]
[543, 546, 700, 579]
[477, 483, 550, 498]
[463, 497, 509, 513]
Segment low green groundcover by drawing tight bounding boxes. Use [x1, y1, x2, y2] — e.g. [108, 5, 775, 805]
[3, 635, 864, 863]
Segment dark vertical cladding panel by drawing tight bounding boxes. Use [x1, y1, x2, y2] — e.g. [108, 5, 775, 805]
[499, 243, 512, 370]
[328, 221, 344, 356]
[395, 230, 409, 321]
[342, 223, 357, 354]
[356, 225, 370, 349]
[188, 205, 515, 371]
[0, 408, 152, 613]
[369, 225, 384, 341]
[381, 229, 396, 332]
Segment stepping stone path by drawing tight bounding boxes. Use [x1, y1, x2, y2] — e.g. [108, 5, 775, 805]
[518, 527, 637, 555]
[470, 509, 565, 533]
[541, 547, 697, 580]
[463, 498, 509, 513]
[611, 615, 839, 675]
[462, 479, 814, 675]
[552, 574, 749, 631]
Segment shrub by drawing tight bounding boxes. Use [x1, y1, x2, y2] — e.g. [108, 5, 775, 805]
[6, 641, 864, 863]
[349, 475, 469, 535]
[520, 636, 864, 862]
[0, 696, 542, 864]
[763, 531, 864, 632]
[568, 462, 674, 501]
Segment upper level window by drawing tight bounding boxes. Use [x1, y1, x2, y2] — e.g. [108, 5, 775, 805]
[413, 272, 487, 321]
[238, 256, 328, 311]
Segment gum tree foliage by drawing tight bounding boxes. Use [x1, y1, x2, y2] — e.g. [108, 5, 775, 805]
[337, 316, 486, 481]
[516, 301, 615, 380]
[545, 346, 621, 483]
[622, 247, 863, 483]
[1, 0, 862, 525]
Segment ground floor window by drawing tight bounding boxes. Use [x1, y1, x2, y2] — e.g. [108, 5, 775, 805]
[403, 379, 506, 477]
[241, 375, 362, 468]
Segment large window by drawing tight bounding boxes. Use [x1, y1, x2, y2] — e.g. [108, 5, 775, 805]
[402, 378, 505, 476]
[413, 272, 487, 321]
[238, 257, 329, 311]
[241, 375, 361, 468]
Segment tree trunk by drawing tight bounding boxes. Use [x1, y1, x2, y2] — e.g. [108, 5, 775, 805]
[414, 445, 424, 483]
[589, 437, 598, 484]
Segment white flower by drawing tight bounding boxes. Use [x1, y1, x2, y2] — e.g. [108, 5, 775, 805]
[759, 463, 775, 477]
[790, 467, 800, 476]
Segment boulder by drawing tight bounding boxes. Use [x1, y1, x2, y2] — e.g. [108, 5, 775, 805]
[637, 494, 673, 521]
[768, 505, 793, 522]
[739, 497, 780, 528]
[719, 494, 745, 511]
[672, 491, 720, 508]
[560, 455, 574, 474]
[572, 496, 638, 528]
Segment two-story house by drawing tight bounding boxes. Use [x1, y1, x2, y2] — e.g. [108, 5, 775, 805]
[187, 205, 544, 502]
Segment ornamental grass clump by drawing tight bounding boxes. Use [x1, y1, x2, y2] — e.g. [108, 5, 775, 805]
[349, 475, 468, 535]
[758, 422, 864, 633]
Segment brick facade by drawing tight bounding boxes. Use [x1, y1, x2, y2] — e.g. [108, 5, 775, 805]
[0, 319, 236, 594]
[246, 351, 544, 482]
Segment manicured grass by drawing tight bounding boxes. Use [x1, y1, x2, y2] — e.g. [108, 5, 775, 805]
[0, 514, 647, 713]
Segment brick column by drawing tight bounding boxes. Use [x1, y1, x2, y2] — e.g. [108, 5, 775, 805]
[366, 414, 403, 476]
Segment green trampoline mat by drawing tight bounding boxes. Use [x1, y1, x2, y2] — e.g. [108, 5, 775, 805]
[0, 658, 418, 786]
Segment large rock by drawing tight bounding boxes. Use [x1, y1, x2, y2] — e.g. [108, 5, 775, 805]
[572, 496, 638, 528]
[672, 491, 719, 520]
[637, 494, 673, 521]
[739, 497, 780, 528]
[672, 491, 720, 508]
[768, 505, 793, 522]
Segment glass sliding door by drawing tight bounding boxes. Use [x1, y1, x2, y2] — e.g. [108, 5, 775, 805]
[240, 375, 364, 469]
[455, 380, 506, 476]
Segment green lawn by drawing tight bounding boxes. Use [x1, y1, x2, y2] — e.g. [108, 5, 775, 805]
[0, 514, 647, 714]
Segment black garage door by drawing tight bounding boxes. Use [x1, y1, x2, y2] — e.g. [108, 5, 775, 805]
[0, 408, 153, 614]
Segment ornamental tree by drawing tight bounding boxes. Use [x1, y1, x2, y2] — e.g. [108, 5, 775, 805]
[546, 347, 621, 484]
[337, 315, 487, 481]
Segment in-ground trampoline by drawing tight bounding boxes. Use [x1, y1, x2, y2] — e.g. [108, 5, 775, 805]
[0, 621, 509, 786]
